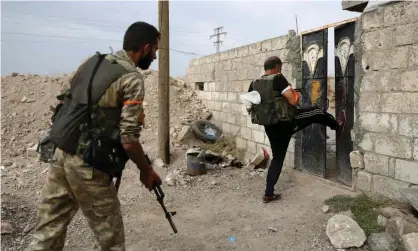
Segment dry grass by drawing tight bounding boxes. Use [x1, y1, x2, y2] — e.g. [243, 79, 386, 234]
[200, 136, 245, 159]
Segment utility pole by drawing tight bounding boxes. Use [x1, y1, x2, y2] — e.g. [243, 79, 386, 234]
[295, 15, 299, 35]
[210, 27, 227, 53]
[158, 0, 170, 164]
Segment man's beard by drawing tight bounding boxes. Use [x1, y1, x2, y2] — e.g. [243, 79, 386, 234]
[136, 51, 154, 70]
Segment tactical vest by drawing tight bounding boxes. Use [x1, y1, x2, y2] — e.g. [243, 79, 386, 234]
[250, 74, 297, 125]
[49, 53, 132, 158]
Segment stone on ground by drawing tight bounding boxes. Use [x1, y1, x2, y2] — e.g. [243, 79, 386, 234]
[1, 222, 14, 235]
[377, 215, 388, 227]
[402, 232, 418, 251]
[322, 205, 330, 213]
[400, 188, 418, 212]
[326, 214, 366, 249]
[386, 216, 418, 240]
[367, 232, 397, 251]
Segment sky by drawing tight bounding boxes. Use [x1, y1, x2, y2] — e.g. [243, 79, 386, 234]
[1, 0, 361, 77]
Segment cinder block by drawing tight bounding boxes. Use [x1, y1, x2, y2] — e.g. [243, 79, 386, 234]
[399, 115, 418, 138]
[211, 92, 220, 101]
[409, 44, 418, 67]
[207, 101, 214, 110]
[246, 116, 259, 129]
[236, 46, 249, 58]
[252, 130, 265, 144]
[372, 174, 410, 201]
[222, 102, 231, 113]
[356, 171, 373, 192]
[403, 1, 418, 23]
[230, 125, 240, 136]
[247, 140, 257, 154]
[395, 23, 418, 46]
[414, 139, 418, 161]
[360, 71, 399, 92]
[358, 93, 380, 112]
[218, 112, 228, 122]
[261, 39, 272, 52]
[240, 126, 252, 140]
[236, 138, 247, 149]
[359, 113, 398, 134]
[364, 152, 389, 176]
[238, 115, 247, 126]
[369, 47, 409, 70]
[374, 134, 412, 159]
[212, 111, 219, 121]
[226, 113, 237, 125]
[400, 69, 418, 92]
[264, 134, 270, 146]
[383, 1, 406, 27]
[359, 133, 374, 151]
[219, 92, 228, 102]
[222, 123, 231, 134]
[231, 58, 243, 70]
[213, 101, 222, 111]
[381, 93, 418, 114]
[248, 42, 262, 55]
[395, 159, 418, 184]
[271, 35, 289, 51]
[362, 7, 383, 30]
[361, 29, 394, 51]
[227, 92, 238, 103]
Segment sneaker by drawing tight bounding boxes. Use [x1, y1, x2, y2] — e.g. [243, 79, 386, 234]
[337, 110, 346, 132]
[262, 194, 281, 203]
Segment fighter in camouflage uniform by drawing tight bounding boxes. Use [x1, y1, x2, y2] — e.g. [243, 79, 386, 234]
[27, 22, 162, 251]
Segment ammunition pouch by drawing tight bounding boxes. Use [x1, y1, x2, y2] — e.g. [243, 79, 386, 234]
[37, 130, 57, 163]
[251, 97, 297, 125]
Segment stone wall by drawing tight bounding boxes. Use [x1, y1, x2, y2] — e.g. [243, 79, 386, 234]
[185, 30, 301, 168]
[352, 1, 418, 201]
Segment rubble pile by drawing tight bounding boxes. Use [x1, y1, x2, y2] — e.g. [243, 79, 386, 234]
[1, 70, 209, 161]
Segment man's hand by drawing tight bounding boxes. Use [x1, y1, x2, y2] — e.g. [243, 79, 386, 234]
[140, 168, 162, 191]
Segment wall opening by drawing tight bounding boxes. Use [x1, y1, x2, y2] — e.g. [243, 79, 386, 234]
[195, 82, 204, 91]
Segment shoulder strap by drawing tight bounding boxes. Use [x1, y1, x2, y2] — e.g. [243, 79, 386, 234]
[87, 52, 107, 133]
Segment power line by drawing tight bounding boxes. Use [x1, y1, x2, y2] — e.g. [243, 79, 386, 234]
[210, 26, 227, 53]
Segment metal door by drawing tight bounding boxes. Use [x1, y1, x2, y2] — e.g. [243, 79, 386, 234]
[334, 21, 355, 186]
[301, 29, 328, 178]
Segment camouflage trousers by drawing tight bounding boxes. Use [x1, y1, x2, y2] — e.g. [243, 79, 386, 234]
[27, 152, 125, 251]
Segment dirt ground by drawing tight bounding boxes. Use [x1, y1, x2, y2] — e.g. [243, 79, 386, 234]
[1, 72, 358, 251]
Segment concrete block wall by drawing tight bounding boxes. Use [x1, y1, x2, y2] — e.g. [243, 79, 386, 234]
[185, 30, 301, 168]
[352, 1, 418, 201]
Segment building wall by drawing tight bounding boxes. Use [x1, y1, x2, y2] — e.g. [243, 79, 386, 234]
[352, 1, 418, 200]
[185, 30, 301, 168]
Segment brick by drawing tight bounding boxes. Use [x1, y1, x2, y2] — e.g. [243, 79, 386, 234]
[231, 81, 242, 92]
[213, 101, 222, 111]
[359, 133, 374, 151]
[208, 82, 216, 92]
[206, 101, 214, 110]
[364, 152, 389, 176]
[219, 92, 228, 101]
[252, 130, 265, 144]
[215, 71, 227, 83]
[248, 42, 262, 55]
[360, 71, 400, 92]
[395, 159, 418, 184]
[247, 140, 257, 154]
[230, 125, 240, 136]
[230, 103, 242, 115]
[414, 139, 418, 161]
[350, 150, 364, 169]
[374, 134, 412, 159]
[246, 116, 258, 130]
[264, 134, 270, 146]
[238, 115, 247, 126]
[227, 92, 237, 102]
[362, 8, 383, 30]
[212, 110, 219, 121]
[372, 175, 410, 201]
[358, 93, 380, 112]
[271, 35, 289, 50]
[236, 138, 247, 149]
[395, 23, 418, 46]
[203, 91, 212, 100]
[359, 113, 398, 134]
[389, 158, 396, 178]
[231, 58, 243, 70]
[356, 171, 372, 192]
[222, 123, 231, 134]
[400, 69, 418, 92]
[399, 115, 418, 137]
[240, 126, 252, 140]
[361, 28, 395, 51]
[381, 93, 418, 114]
[409, 44, 418, 67]
[218, 112, 228, 122]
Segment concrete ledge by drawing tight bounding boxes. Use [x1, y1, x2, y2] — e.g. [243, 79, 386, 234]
[342, 0, 369, 12]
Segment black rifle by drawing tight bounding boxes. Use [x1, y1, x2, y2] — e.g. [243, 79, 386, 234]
[144, 155, 178, 234]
